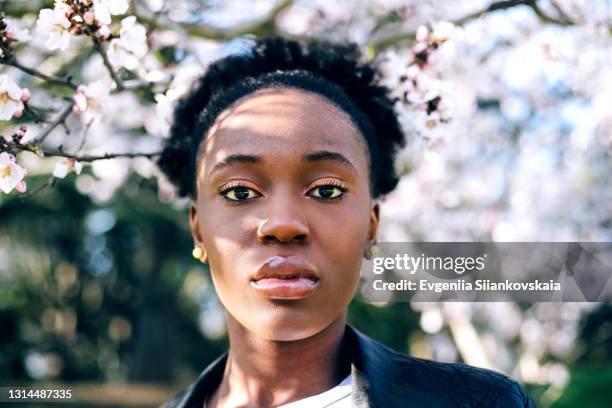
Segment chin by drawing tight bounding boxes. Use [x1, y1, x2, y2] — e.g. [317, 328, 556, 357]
[243, 309, 334, 342]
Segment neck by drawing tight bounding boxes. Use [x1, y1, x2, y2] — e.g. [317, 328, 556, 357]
[212, 314, 350, 408]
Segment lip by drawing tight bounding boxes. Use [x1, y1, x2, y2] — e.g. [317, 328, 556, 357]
[250, 255, 320, 300]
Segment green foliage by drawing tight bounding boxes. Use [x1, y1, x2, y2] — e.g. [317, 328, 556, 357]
[552, 366, 612, 408]
[0, 174, 225, 383]
[348, 298, 419, 353]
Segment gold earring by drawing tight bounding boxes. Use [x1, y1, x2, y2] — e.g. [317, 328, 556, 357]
[192, 246, 207, 263]
[370, 244, 380, 257]
[364, 242, 379, 260]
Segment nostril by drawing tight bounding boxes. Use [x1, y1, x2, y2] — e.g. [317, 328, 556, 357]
[262, 234, 307, 244]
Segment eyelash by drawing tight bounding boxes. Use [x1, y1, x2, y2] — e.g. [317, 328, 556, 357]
[217, 181, 349, 204]
[309, 181, 348, 202]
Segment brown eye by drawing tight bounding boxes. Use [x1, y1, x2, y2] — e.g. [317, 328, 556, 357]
[222, 186, 261, 202]
[307, 184, 347, 200]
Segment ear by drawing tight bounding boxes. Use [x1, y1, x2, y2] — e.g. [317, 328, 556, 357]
[189, 202, 208, 262]
[363, 201, 380, 260]
[368, 201, 380, 242]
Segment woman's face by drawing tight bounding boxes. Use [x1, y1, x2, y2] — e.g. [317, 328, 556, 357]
[190, 87, 379, 341]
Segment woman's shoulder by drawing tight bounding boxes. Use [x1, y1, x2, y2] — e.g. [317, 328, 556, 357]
[349, 325, 535, 407]
[392, 353, 533, 407]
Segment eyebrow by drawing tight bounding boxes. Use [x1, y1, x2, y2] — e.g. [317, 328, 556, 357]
[210, 150, 357, 174]
[303, 150, 357, 172]
[211, 154, 262, 174]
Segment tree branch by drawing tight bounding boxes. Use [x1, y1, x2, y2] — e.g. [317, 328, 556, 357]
[135, 0, 293, 40]
[368, 0, 582, 51]
[18, 176, 56, 201]
[3, 57, 78, 89]
[525, 0, 574, 26]
[34, 100, 74, 144]
[549, 0, 575, 25]
[6, 140, 161, 162]
[114, 77, 171, 93]
[90, 34, 124, 91]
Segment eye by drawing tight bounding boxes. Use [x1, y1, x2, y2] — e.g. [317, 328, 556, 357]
[219, 184, 261, 202]
[307, 182, 348, 201]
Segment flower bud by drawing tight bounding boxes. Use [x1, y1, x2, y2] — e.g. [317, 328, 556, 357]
[16, 180, 27, 193]
[84, 11, 95, 25]
[20, 88, 30, 102]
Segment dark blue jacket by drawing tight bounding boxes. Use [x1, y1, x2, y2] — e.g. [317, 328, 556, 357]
[160, 325, 535, 407]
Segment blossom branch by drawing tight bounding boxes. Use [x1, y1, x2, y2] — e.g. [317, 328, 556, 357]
[23, 103, 51, 124]
[135, 0, 293, 40]
[144, 0, 169, 42]
[525, 0, 575, 26]
[369, 0, 530, 50]
[2, 57, 79, 89]
[35, 100, 74, 144]
[90, 34, 125, 91]
[17, 176, 56, 201]
[5, 140, 160, 162]
[369, 0, 586, 50]
[113, 77, 171, 93]
[549, 0, 576, 25]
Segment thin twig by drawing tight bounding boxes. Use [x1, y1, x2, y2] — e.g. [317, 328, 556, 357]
[8, 141, 161, 162]
[145, 0, 169, 41]
[23, 103, 50, 124]
[525, 0, 574, 26]
[74, 119, 93, 153]
[114, 77, 171, 93]
[34, 100, 74, 144]
[453, 0, 530, 26]
[90, 34, 124, 91]
[368, 0, 582, 50]
[4, 58, 78, 89]
[550, 0, 575, 25]
[18, 176, 56, 201]
[135, 0, 293, 40]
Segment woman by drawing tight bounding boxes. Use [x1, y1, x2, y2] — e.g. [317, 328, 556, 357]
[157, 37, 534, 408]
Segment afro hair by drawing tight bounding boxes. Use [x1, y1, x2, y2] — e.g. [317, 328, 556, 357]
[157, 36, 405, 199]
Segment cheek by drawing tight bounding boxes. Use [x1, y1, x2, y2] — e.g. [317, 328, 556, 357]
[310, 196, 371, 291]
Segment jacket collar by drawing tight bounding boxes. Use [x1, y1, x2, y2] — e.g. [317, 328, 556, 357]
[172, 324, 390, 408]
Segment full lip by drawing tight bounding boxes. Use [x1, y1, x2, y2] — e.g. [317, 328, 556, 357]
[250, 255, 320, 300]
[250, 255, 320, 281]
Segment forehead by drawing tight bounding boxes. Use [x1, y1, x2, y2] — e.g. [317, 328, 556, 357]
[198, 88, 369, 175]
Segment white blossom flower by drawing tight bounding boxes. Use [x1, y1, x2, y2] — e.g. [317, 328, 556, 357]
[52, 159, 83, 179]
[96, 24, 111, 40]
[4, 18, 31, 42]
[416, 25, 429, 42]
[119, 16, 147, 56]
[107, 39, 137, 70]
[431, 21, 455, 43]
[83, 11, 95, 25]
[36, 6, 71, 51]
[107, 16, 148, 70]
[52, 161, 69, 179]
[0, 152, 26, 194]
[72, 79, 111, 124]
[93, 0, 129, 25]
[0, 75, 25, 121]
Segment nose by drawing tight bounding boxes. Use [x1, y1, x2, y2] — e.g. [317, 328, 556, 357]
[257, 191, 310, 245]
